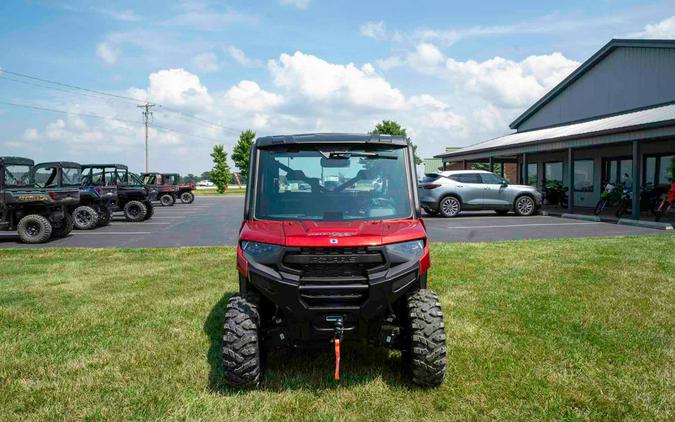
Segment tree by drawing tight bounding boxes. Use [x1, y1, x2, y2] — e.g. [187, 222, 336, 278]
[371, 120, 422, 165]
[231, 130, 255, 181]
[200, 171, 211, 181]
[183, 173, 196, 184]
[210, 144, 231, 194]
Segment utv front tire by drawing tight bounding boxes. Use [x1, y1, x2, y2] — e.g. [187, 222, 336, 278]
[97, 206, 111, 227]
[405, 289, 447, 387]
[222, 293, 263, 388]
[72, 205, 98, 230]
[124, 200, 147, 222]
[17, 214, 52, 244]
[143, 200, 154, 220]
[180, 191, 195, 204]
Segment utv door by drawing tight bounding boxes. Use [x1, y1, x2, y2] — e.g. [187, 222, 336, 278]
[480, 173, 510, 207]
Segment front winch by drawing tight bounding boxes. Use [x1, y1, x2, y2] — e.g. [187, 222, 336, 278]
[326, 315, 344, 380]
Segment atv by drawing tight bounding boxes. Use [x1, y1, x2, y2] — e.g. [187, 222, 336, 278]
[81, 164, 154, 222]
[141, 172, 179, 207]
[223, 133, 447, 388]
[162, 173, 195, 204]
[33, 161, 117, 230]
[1, 156, 79, 243]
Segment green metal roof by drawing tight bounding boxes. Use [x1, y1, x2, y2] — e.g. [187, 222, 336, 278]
[510, 39, 675, 130]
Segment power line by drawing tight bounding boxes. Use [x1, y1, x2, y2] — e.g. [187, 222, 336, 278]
[0, 99, 224, 143]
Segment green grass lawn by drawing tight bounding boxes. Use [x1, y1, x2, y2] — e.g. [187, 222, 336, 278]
[1, 235, 673, 420]
[194, 188, 245, 196]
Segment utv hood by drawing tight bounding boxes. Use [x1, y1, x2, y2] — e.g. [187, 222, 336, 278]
[240, 219, 426, 247]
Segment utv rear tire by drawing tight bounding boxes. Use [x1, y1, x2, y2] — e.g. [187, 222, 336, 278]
[124, 200, 147, 222]
[72, 205, 98, 230]
[52, 213, 74, 238]
[160, 194, 175, 207]
[143, 200, 154, 220]
[439, 196, 461, 218]
[180, 191, 195, 204]
[405, 289, 447, 387]
[97, 206, 111, 227]
[222, 293, 263, 388]
[17, 214, 52, 244]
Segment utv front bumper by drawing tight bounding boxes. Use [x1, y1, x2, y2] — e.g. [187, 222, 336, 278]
[241, 245, 427, 343]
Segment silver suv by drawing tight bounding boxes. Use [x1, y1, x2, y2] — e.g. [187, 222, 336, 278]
[418, 170, 543, 217]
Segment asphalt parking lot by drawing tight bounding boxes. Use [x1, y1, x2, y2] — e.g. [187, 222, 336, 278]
[0, 196, 666, 248]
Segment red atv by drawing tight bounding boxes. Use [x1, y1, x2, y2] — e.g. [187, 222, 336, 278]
[161, 173, 195, 204]
[222, 133, 447, 388]
[141, 172, 179, 206]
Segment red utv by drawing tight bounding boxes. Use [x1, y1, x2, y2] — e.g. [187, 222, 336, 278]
[141, 172, 179, 206]
[222, 133, 447, 388]
[161, 173, 195, 204]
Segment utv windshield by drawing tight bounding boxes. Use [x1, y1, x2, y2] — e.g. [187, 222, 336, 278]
[4, 165, 32, 187]
[62, 167, 81, 187]
[165, 174, 180, 185]
[254, 146, 413, 221]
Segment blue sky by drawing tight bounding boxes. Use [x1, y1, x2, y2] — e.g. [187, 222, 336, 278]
[1, 0, 674, 174]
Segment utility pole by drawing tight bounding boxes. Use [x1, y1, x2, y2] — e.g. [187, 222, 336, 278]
[137, 103, 155, 172]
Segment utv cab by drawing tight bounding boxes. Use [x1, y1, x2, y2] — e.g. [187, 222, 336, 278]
[33, 161, 117, 230]
[0, 156, 79, 243]
[81, 164, 154, 222]
[141, 172, 179, 206]
[162, 173, 195, 204]
[223, 133, 447, 388]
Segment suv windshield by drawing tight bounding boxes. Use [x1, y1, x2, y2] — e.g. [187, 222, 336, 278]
[4, 165, 33, 187]
[255, 146, 413, 221]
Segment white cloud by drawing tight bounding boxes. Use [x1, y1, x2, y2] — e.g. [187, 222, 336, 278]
[100, 8, 142, 22]
[224, 80, 283, 112]
[360, 21, 388, 41]
[96, 42, 120, 64]
[280, 0, 311, 10]
[443, 53, 578, 108]
[268, 51, 405, 110]
[137, 68, 212, 108]
[192, 52, 221, 73]
[162, 3, 257, 31]
[226, 45, 261, 67]
[629, 16, 675, 38]
[407, 43, 445, 69]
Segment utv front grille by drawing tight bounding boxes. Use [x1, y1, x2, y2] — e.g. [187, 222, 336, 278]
[283, 247, 384, 279]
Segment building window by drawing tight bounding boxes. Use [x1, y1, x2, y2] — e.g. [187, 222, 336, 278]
[573, 160, 594, 192]
[527, 163, 537, 187]
[603, 158, 633, 187]
[544, 162, 564, 189]
[645, 157, 656, 186]
[658, 155, 675, 185]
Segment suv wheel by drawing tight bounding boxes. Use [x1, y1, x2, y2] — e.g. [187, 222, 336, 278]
[404, 289, 447, 387]
[160, 194, 175, 207]
[439, 196, 461, 218]
[17, 214, 52, 244]
[124, 200, 147, 222]
[222, 292, 263, 388]
[72, 205, 98, 230]
[514, 195, 536, 216]
[180, 191, 195, 204]
[52, 213, 74, 238]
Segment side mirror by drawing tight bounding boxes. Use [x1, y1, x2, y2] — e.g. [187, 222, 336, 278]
[500, 180, 508, 187]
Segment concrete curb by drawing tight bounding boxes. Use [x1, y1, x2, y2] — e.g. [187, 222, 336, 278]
[561, 213, 601, 222]
[617, 218, 674, 230]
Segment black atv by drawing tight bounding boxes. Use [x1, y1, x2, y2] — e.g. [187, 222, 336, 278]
[1, 156, 80, 243]
[33, 161, 118, 230]
[81, 164, 154, 222]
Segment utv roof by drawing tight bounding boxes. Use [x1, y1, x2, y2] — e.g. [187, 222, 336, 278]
[81, 164, 129, 170]
[0, 156, 34, 166]
[35, 161, 81, 168]
[255, 133, 409, 147]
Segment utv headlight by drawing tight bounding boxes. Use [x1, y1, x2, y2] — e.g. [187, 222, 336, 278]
[385, 240, 425, 264]
[241, 241, 284, 264]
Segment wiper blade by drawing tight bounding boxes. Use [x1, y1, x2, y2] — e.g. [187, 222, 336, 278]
[327, 152, 396, 160]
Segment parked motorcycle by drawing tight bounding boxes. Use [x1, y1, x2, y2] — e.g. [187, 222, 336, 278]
[543, 182, 568, 208]
[615, 183, 667, 218]
[594, 181, 623, 215]
[654, 182, 675, 222]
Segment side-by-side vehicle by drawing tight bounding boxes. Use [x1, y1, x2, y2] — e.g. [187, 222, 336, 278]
[162, 173, 195, 204]
[1, 156, 79, 243]
[222, 133, 447, 388]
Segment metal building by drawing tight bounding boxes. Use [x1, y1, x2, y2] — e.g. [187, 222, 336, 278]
[436, 39, 675, 219]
